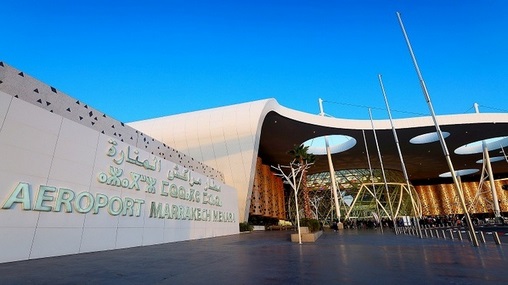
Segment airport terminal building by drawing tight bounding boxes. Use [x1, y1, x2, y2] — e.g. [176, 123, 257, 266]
[1, 61, 508, 263]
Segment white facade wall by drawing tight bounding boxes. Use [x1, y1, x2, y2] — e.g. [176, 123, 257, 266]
[0, 90, 239, 263]
[129, 100, 276, 222]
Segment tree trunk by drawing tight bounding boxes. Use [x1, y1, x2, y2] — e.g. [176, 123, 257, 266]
[301, 159, 312, 219]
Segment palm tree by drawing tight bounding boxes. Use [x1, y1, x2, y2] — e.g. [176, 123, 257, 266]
[288, 144, 315, 219]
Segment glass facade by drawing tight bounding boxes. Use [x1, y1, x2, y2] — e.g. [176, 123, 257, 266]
[293, 169, 421, 223]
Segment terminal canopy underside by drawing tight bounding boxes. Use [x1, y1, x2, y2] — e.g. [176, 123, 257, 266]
[258, 111, 508, 185]
[256, 111, 508, 222]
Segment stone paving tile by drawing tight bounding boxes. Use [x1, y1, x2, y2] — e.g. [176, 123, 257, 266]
[0, 229, 507, 285]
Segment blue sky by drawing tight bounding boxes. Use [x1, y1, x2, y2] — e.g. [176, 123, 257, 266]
[2, 1, 507, 122]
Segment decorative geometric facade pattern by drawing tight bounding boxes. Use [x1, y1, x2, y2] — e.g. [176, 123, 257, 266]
[0, 61, 223, 181]
[249, 157, 285, 219]
[415, 180, 508, 216]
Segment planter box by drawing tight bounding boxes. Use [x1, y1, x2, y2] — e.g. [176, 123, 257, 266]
[291, 227, 323, 243]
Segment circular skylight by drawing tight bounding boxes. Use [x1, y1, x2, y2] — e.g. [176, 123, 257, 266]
[303, 135, 356, 155]
[476, 156, 506, 164]
[410, 131, 450, 144]
[439, 168, 479, 178]
[454, 136, 508, 155]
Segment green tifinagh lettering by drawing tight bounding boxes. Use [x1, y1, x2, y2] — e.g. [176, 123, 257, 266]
[160, 181, 169, 196]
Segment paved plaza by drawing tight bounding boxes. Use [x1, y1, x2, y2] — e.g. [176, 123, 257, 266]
[0, 229, 507, 285]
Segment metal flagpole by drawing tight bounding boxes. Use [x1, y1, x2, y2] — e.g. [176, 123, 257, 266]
[396, 12, 479, 246]
[474, 104, 502, 223]
[483, 142, 502, 222]
[362, 129, 384, 233]
[378, 74, 422, 238]
[318, 99, 342, 228]
[368, 108, 396, 228]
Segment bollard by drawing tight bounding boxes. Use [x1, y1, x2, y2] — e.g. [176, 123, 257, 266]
[449, 229, 454, 240]
[430, 229, 434, 238]
[441, 229, 446, 240]
[479, 231, 486, 244]
[458, 230, 463, 241]
[493, 232, 502, 245]
[424, 229, 428, 238]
